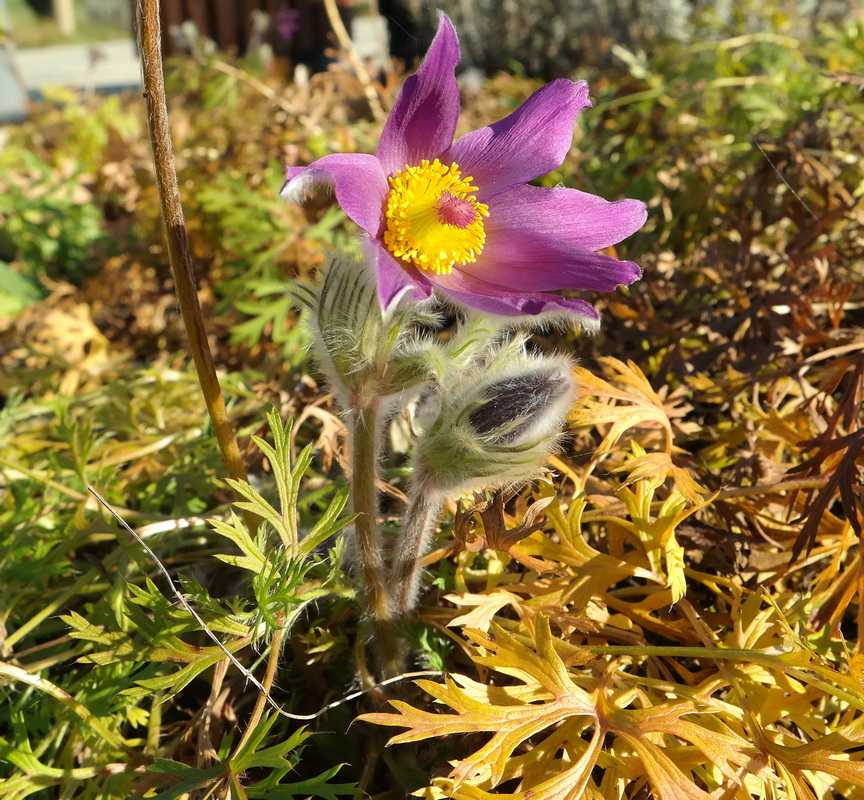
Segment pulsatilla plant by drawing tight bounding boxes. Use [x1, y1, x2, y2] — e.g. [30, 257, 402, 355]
[283, 14, 646, 674]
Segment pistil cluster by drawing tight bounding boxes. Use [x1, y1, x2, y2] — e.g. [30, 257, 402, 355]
[383, 158, 489, 275]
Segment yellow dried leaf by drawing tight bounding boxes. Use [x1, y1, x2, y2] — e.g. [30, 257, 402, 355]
[665, 545, 687, 603]
[615, 451, 710, 505]
[571, 358, 695, 457]
[445, 591, 515, 631]
[359, 617, 598, 788]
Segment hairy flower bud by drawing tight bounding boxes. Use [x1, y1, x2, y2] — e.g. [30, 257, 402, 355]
[468, 369, 571, 443]
[293, 253, 436, 408]
[413, 352, 575, 495]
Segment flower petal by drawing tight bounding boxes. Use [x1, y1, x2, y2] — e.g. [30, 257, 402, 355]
[438, 282, 601, 328]
[366, 240, 433, 309]
[490, 184, 648, 251]
[281, 153, 388, 236]
[449, 80, 591, 200]
[434, 228, 641, 295]
[376, 14, 461, 176]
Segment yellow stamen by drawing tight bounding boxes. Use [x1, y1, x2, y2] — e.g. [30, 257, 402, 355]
[383, 158, 489, 275]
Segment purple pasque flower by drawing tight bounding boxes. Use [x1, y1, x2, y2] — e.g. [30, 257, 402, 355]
[281, 14, 647, 325]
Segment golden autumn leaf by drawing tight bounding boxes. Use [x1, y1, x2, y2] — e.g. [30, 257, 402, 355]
[615, 450, 710, 505]
[359, 617, 598, 789]
[764, 728, 864, 794]
[610, 470, 718, 604]
[360, 617, 767, 798]
[570, 358, 696, 457]
[445, 590, 516, 631]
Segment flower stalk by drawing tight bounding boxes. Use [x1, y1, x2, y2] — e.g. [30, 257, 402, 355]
[349, 401, 413, 677]
[389, 490, 444, 619]
[349, 404, 390, 624]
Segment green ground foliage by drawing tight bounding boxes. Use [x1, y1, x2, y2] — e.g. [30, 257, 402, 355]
[1, 12, 864, 800]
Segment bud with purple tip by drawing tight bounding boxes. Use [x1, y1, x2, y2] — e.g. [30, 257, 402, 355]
[413, 349, 576, 495]
[388, 349, 575, 616]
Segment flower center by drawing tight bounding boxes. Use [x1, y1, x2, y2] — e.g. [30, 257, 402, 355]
[383, 158, 489, 275]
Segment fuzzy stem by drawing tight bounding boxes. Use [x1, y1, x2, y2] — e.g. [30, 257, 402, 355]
[350, 404, 402, 676]
[389, 490, 443, 618]
[137, 0, 250, 493]
[351, 405, 389, 618]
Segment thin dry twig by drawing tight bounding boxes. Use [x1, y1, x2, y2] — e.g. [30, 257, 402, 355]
[137, 0, 250, 492]
[322, 0, 386, 121]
